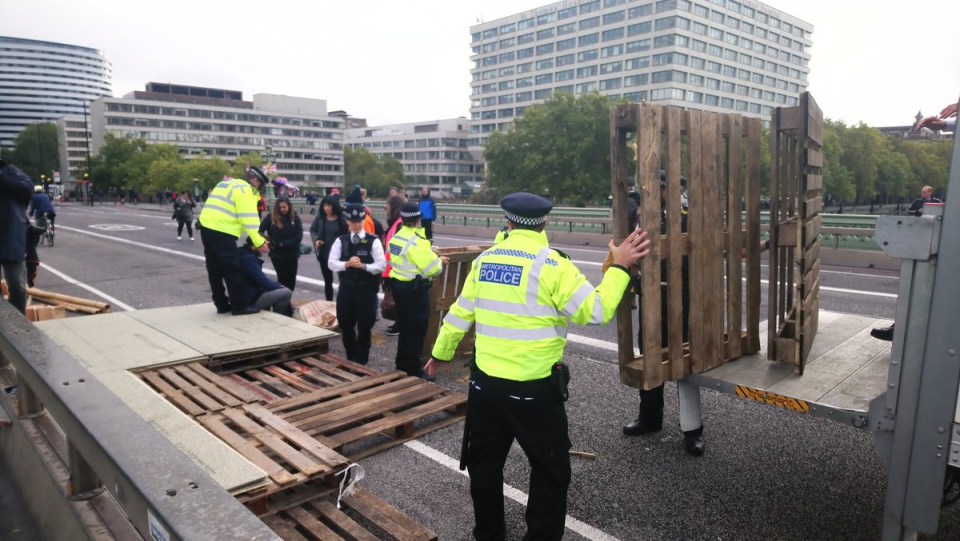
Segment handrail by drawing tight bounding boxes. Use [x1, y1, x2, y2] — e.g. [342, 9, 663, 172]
[0, 302, 279, 541]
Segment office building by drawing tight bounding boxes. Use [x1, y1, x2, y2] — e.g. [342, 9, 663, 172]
[468, 0, 812, 145]
[90, 83, 348, 189]
[346, 118, 483, 198]
[0, 36, 111, 148]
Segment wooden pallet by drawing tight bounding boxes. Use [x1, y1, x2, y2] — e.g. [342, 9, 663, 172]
[198, 403, 349, 501]
[263, 487, 437, 541]
[268, 369, 466, 461]
[139, 362, 264, 416]
[225, 354, 381, 402]
[207, 339, 331, 374]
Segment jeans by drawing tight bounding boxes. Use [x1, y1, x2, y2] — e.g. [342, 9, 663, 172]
[0, 260, 28, 314]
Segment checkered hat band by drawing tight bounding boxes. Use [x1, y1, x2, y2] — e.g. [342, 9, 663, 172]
[504, 210, 546, 225]
[400, 210, 421, 218]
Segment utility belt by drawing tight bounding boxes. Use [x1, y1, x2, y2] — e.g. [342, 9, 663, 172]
[337, 273, 381, 288]
[393, 275, 433, 292]
[470, 360, 569, 402]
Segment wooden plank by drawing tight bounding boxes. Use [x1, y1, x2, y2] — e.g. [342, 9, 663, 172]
[270, 372, 415, 417]
[140, 370, 206, 417]
[699, 110, 723, 372]
[725, 113, 743, 360]
[804, 92, 824, 145]
[804, 195, 823, 217]
[199, 414, 297, 486]
[664, 106, 685, 379]
[806, 148, 824, 168]
[612, 103, 639, 129]
[264, 365, 325, 393]
[804, 214, 822, 246]
[744, 117, 762, 354]
[801, 238, 821, 268]
[805, 173, 823, 192]
[686, 109, 705, 376]
[638, 103, 664, 387]
[802, 260, 821, 295]
[768, 113, 781, 360]
[326, 395, 464, 447]
[227, 374, 282, 402]
[314, 353, 381, 378]
[173, 365, 243, 409]
[778, 106, 801, 131]
[346, 488, 438, 541]
[221, 408, 328, 477]
[262, 515, 313, 541]
[287, 506, 345, 540]
[245, 404, 348, 467]
[191, 363, 262, 403]
[313, 500, 380, 541]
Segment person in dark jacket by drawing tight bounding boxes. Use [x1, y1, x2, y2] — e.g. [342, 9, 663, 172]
[173, 193, 196, 240]
[0, 161, 34, 314]
[310, 195, 348, 300]
[418, 187, 437, 240]
[259, 196, 304, 291]
[236, 241, 293, 316]
[29, 186, 57, 229]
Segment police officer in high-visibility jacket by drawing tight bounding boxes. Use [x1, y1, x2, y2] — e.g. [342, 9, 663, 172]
[426, 192, 651, 541]
[198, 166, 270, 315]
[388, 201, 448, 377]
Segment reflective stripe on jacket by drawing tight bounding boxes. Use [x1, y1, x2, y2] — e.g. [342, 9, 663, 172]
[431, 228, 630, 381]
[198, 178, 265, 247]
[387, 225, 442, 282]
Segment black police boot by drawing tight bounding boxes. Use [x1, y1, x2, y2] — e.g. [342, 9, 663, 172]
[683, 427, 705, 457]
[870, 324, 894, 342]
[216, 304, 232, 314]
[623, 418, 662, 436]
[231, 306, 260, 316]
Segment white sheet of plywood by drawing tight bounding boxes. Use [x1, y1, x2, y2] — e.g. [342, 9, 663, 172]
[95, 371, 268, 495]
[693, 311, 893, 414]
[35, 312, 206, 373]
[127, 303, 336, 357]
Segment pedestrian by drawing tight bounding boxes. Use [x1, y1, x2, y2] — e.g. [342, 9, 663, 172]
[388, 201, 447, 377]
[426, 192, 651, 541]
[259, 196, 304, 291]
[907, 185, 942, 217]
[328, 203, 386, 365]
[418, 187, 437, 240]
[310, 195, 348, 301]
[236, 240, 293, 316]
[0, 160, 35, 315]
[197, 166, 270, 316]
[173, 193, 196, 240]
[381, 195, 406, 336]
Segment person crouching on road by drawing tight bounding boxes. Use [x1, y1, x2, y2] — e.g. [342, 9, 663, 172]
[259, 195, 304, 292]
[236, 239, 293, 316]
[327, 203, 386, 365]
[198, 166, 270, 315]
[425, 192, 651, 541]
[388, 202, 447, 377]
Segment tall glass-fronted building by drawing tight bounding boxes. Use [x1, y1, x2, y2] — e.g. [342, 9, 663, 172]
[469, 0, 812, 145]
[0, 36, 112, 148]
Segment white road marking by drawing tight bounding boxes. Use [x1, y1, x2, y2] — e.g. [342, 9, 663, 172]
[404, 440, 620, 541]
[38, 263, 136, 312]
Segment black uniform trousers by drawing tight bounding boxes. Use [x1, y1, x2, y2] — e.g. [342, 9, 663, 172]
[392, 279, 429, 377]
[336, 279, 378, 364]
[200, 226, 244, 312]
[466, 368, 571, 541]
[271, 256, 299, 291]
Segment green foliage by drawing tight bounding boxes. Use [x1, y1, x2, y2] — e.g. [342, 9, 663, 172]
[484, 93, 620, 205]
[343, 147, 405, 197]
[6, 123, 59, 181]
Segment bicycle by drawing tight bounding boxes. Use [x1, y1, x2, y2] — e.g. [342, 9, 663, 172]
[35, 213, 55, 247]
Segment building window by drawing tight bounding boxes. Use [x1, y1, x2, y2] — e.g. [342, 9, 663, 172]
[625, 56, 651, 70]
[580, 0, 601, 14]
[629, 4, 653, 18]
[600, 61, 623, 74]
[579, 33, 600, 46]
[535, 88, 554, 99]
[627, 21, 652, 36]
[536, 43, 555, 55]
[578, 49, 599, 62]
[535, 73, 554, 85]
[558, 22, 577, 35]
[580, 17, 601, 30]
[576, 81, 598, 93]
[601, 44, 624, 57]
[518, 33, 535, 45]
[537, 28, 555, 40]
[602, 27, 625, 41]
[603, 10, 626, 25]
[626, 39, 651, 53]
[536, 58, 554, 70]
[556, 69, 575, 81]
[624, 74, 649, 87]
[600, 78, 622, 90]
[557, 38, 576, 51]
[576, 65, 598, 78]
[556, 53, 576, 66]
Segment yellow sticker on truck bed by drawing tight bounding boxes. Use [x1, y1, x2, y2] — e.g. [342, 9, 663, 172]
[735, 386, 810, 414]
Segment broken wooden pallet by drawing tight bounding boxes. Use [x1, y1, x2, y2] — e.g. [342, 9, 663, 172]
[267, 368, 466, 461]
[139, 362, 263, 416]
[206, 339, 331, 374]
[198, 403, 349, 502]
[224, 353, 381, 402]
[262, 486, 437, 541]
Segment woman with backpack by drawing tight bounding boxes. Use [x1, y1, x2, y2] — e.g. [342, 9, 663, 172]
[258, 196, 304, 291]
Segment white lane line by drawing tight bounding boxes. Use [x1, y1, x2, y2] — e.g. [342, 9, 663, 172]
[39, 263, 137, 312]
[404, 440, 620, 541]
[759, 279, 897, 299]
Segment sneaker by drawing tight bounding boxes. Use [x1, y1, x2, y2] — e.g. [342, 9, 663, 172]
[177, 236, 182, 240]
[386, 325, 399, 336]
[190, 237, 195, 241]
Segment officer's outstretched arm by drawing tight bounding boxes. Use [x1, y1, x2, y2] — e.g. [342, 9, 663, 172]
[431, 265, 479, 362]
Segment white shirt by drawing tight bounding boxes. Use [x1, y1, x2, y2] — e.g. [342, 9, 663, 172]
[327, 230, 387, 275]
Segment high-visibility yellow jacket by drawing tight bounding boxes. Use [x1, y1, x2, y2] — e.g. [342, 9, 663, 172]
[432, 228, 630, 381]
[387, 225, 443, 282]
[199, 178, 265, 248]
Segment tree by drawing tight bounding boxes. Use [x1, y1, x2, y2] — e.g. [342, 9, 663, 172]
[89, 135, 148, 192]
[841, 123, 884, 204]
[7, 123, 59, 181]
[484, 92, 620, 205]
[821, 120, 855, 206]
[343, 147, 404, 197]
[184, 154, 232, 195]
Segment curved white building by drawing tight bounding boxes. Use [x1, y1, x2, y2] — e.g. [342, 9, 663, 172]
[0, 36, 112, 148]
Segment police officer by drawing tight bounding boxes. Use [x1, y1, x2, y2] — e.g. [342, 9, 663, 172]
[620, 172, 705, 456]
[388, 201, 447, 377]
[426, 192, 651, 541]
[328, 203, 386, 365]
[198, 166, 269, 315]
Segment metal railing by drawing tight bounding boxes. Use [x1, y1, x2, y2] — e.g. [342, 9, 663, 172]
[0, 302, 279, 541]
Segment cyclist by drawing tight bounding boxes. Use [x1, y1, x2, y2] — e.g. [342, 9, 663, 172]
[29, 185, 56, 232]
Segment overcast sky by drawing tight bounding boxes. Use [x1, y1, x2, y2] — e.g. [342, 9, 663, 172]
[5, 0, 959, 127]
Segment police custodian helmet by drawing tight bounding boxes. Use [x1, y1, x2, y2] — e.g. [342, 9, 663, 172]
[246, 166, 269, 186]
[500, 192, 552, 226]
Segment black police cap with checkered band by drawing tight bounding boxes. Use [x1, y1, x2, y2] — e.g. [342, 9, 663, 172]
[500, 192, 552, 226]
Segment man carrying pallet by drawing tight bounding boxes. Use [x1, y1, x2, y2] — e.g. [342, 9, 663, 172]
[426, 192, 651, 541]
